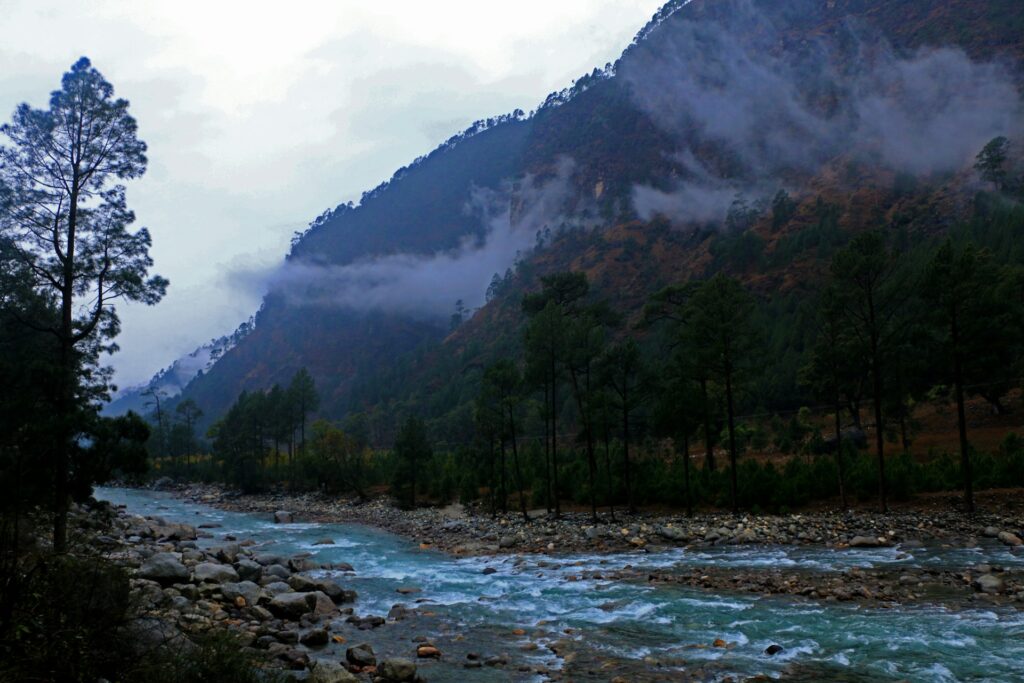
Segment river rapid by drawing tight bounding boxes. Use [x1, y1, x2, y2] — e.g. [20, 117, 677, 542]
[96, 487, 1024, 682]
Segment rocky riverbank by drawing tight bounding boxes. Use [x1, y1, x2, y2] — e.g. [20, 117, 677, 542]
[88, 501, 441, 682]
[91, 492, 744, 683]
[88, 484, 1024, 683]
[169, 483, 1024, 609]
[613, 563, 1024, 608]
[172, 483, 1024, 555]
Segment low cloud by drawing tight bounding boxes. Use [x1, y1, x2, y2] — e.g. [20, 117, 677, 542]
[253, 159, 579, 318]
[622, 0, 1023, 223]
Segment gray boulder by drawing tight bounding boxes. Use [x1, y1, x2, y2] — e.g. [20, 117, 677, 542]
[731, 528, 757, 544]
[221, 581, 261, 606]
[849, 535, 882, 548]
[287, 574, 317, 592]
[657, 525, 688, 542]
[314, 578, 355, 603]
[263, 563, 291, 580]
[269, 592, 316, 619]
[192, 562, 239, 584]
[974, 574, 1005, 594]
[235, 559, 261, 581]
[215, 544, 241, 563]
[289, 556, 320, 572]
[998, 531, 1022, 547]
[346, 643, 376, 667]
[138, 553, 189, 584]
[300, 627, 329, 646]
[150, 522, 197, 541]
[267, 591, 337, 620]
[253, 552, 285, 566]
[379, 658, 417, 682]
[273, 510, 294, 524]
[262, 581, 292, 597]
[308, 661, 359, 683]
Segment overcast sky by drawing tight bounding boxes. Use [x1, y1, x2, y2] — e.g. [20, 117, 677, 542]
[0, 0, 663, 388]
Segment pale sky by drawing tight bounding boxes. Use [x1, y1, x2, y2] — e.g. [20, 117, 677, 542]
[0, 0, 664, 388]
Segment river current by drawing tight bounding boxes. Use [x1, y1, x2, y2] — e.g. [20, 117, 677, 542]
[96, 487, 1024, 682]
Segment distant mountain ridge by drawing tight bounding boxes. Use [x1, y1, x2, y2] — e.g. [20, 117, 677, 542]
[157, 0, 1024, 436]
[105, 319, 253, 416]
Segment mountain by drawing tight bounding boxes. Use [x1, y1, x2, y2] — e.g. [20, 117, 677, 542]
[166, 0, 1024, 438]
[106, 320, 253, 417]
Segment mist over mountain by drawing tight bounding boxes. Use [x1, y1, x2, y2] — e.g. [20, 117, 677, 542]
[155, 0, 1024, 435]
[255, 158, 582, 317]
[624, 4, 1022, 225]
[105, 320, 253, 417]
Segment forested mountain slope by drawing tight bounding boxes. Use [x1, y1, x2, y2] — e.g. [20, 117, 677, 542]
[171, 0, 1024, 439]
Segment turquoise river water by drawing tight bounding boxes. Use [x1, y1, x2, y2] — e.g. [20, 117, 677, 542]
[96, 487, 1024, 682]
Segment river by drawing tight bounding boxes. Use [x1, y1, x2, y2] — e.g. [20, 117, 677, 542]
[96, 487, 1024, 682]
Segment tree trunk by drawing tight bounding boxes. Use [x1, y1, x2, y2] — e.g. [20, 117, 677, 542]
[603, 421, 615, 522]
[551, 357, 561, 517]
[725, 369, 739, 513]
[682, 433, 692, 517]
[867, 291, 887, 513]
[871, 349, 887, 513]
[498, 440, 508, 513]
[622, 385, 635, 514]
[488, 437, 496, 518]
[951, 313, 973, 514]
[700, 378, 715, 471]
[834, 390, 848, 509]
[508, 407, 529, 523]
[543, 382, 552, 513]
[54, 179, 82, 555]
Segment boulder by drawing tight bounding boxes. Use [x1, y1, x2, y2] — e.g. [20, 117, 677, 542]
[300, 627, 329, 646]
[215, 544, 241, 564]
[235, 559, 261, 581]
[974, 574, 1005, 594]
[314, 578, 354, 603]
[138, 553, 189, 584]
[731, 528, 758, 544]
[193, 562, 239, 584]
[308, 661, 359, 683]
[310, 591, 338, 617]
[273, 511, 294, 524]
[849, 535, 881, 548]
[151, 522, 197, 541]
[262, 581, 293, 597]
[288, 574, 318, 592]
[983, 526, 1001, 538]
[657, 526, 688, 542]
[379, 658, 417, 682]
[765, 644, 785, 656]
[263, 564, 292, 580]
[346, 643, 377, 667]
[290, 556, 320, 572]
[253, 552, 285, 566]
[269, 592, 314, 619]
[997, 531, 1023, 547]
[268, 591, 337, 620]
[220, 581, 261, 606]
